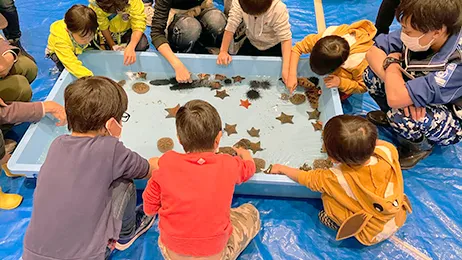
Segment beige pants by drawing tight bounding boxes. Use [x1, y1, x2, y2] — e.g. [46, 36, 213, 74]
[159, 204, 261, 260]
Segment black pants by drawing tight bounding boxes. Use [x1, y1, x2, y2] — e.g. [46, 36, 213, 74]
[237, 38, 282, 57]
[375, 0, 401, 37]
[0, 0, 21, 40]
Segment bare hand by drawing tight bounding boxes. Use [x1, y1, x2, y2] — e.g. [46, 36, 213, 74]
[232, 146, 252, 160]
[404, 105, 426, 121]
[43, 101, 67, 126]
[0, 97, 7, 107]
[285, 74, 298, 94]
[217, 51, 232, 66]
[124, 47, 136, 66]
[112, 45, 125, 51]
[0, 153, 11, 165]
[323, 75, 341, 88]
[268, 164, 284, 174]
[148, 157, 160, 171]
[0, 53, 15, 78]
[281, 68, 289, 86]
[174, 63, 192, 83]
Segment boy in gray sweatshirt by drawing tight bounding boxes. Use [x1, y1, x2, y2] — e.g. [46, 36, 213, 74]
[217, 0, 292, 83]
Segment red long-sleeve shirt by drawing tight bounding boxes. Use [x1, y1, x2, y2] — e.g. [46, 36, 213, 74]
[142, 151, 256, 257]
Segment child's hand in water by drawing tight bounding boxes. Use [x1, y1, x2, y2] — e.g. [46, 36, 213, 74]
[124, 47, 136, 66]
[285, 74, 298, 93]
[281, 68, 289, 86]
[43, 101, 67, 126]
[268, 164, 284, 174]
[112, 45, 125, 51]
[217, 51, 232, 65]
[324, 75, 340, 88]
[232, 146, 252, 160]
[174, 63, 192, 83]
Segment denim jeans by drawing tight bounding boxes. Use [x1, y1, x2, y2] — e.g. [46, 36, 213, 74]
[111, 179, 137, 240]
[0, 0, 21, 40]
[168, 8, 226, 53]
[363, 67, 462, 145]
[104, 179, 137, 259]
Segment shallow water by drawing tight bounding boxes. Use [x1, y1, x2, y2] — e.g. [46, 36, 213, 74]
[36, 73, 325, 168]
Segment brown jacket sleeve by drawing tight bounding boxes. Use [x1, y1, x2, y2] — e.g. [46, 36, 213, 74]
[0, 102, 44, 125]
[297, 169, 338, 196]
[150, 0, 172, 49]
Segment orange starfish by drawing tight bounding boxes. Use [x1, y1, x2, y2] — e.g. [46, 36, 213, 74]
[240, 99, 251, 109]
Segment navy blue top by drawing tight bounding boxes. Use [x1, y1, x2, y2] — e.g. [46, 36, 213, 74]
[374, 29, 462, 107]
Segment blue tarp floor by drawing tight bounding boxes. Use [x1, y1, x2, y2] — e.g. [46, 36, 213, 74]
[0, 0, 461, 259]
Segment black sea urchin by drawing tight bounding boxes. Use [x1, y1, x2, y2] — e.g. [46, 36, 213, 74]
[224, 78, 232, 85]
[309, 77, 320, 87]
[246, 89, 261, 100]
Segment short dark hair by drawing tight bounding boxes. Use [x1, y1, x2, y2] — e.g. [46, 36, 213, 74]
[310, 36, 350, 75]
[238, 0, 273, 15]
[396, 0, 462, 35]
[64, 5, 98, 37]
[64, 76, 128, 133]
[176, 100, 222, 153]
[96, 0, 129, 13]
[323, 115, 378, 166]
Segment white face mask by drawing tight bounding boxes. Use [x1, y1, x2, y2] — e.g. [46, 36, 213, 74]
[400, 32, 435, 52]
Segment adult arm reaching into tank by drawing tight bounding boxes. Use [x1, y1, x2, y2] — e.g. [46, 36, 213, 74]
[0, 99, 66, 162]
[150, 0, 192, 83]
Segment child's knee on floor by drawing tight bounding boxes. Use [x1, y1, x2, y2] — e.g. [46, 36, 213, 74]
[168, 16, 202, 52]
[11, 55, 38, 83]
[0, 75, 32, 102]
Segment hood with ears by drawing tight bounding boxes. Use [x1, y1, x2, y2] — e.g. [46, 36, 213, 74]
[332, 144, 412, 244]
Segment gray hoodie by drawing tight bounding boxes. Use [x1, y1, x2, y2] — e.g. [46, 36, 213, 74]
[225, 0, 292, 51]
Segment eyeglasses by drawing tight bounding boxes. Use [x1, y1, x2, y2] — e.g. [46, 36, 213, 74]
[121, 112, 130, 122]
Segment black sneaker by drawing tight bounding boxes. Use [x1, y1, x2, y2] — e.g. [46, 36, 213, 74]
[9, 39, 36, 64]
[398, 136, 433, 170]
[318, 210, 339, 230]
[115, 205, 155, 251]
[366, 110, 390, 126]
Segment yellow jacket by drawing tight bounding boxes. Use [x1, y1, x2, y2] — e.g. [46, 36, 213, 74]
[297, 141, 412, 246]
[46, 20, 93, 78]
[89, 0, 146, 34]
[293, 20, 376, 94]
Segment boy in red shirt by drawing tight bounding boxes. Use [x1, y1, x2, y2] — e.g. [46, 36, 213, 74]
[143, 99, 261, 259]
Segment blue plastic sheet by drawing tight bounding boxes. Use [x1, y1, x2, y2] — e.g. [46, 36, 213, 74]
[1, 0, 461, 259]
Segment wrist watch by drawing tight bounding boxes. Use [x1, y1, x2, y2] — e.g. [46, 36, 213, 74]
[383, 57, 401, 71]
